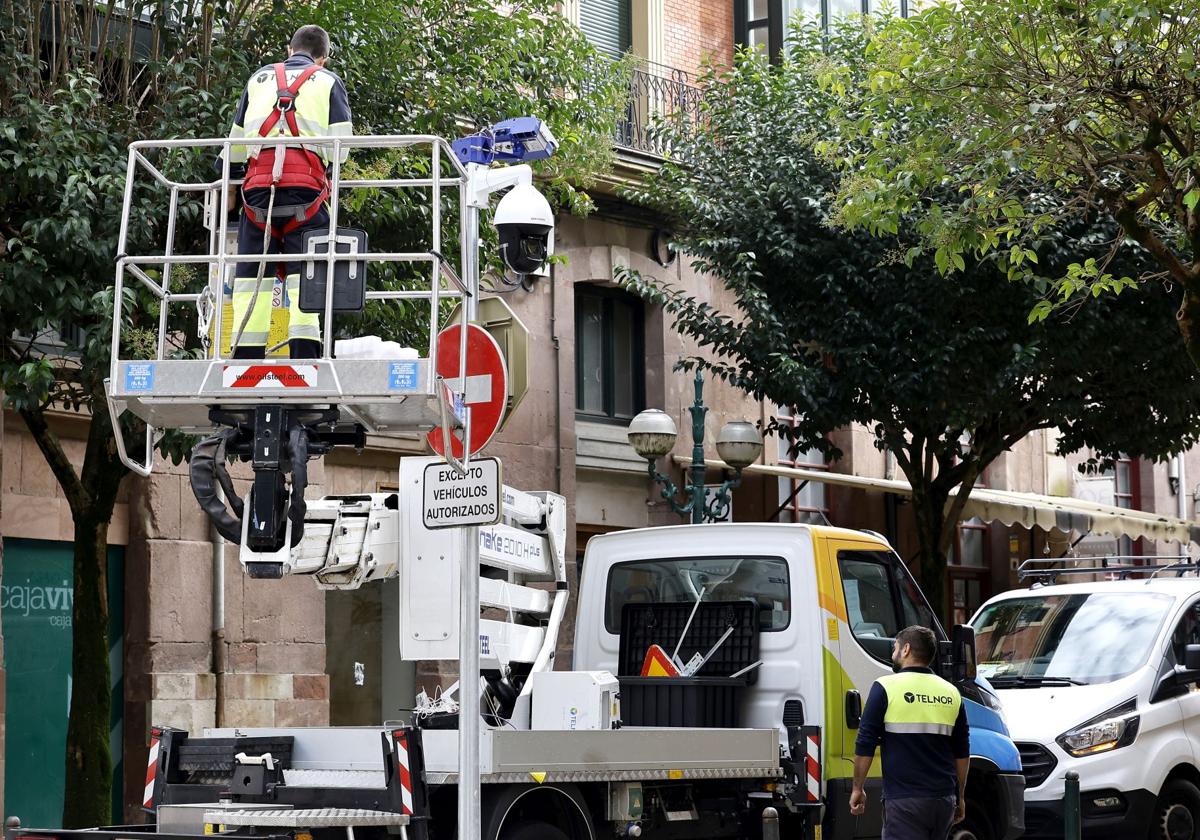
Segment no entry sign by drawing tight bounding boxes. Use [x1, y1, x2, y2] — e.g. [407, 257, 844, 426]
[427, 323, 508, 459]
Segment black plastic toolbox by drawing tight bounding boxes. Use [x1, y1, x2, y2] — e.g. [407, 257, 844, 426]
[617, 600, 759, 728]
[618, 600, 759, 682]
[618, 675, 746, 728]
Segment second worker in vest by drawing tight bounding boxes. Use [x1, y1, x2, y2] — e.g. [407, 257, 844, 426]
[850, 625, 970, 840]
[224, 24, 353, 359]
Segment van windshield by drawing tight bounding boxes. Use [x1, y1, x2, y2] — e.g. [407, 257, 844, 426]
[605, 556, 790, 634]
[971, 592, 1172, 686]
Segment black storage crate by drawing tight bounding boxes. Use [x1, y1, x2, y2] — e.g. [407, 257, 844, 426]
[619, 600, 759, 683]
[619, 676, 745, 728]
[617, 600, 759, 728]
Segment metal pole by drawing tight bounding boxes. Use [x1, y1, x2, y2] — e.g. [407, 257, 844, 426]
[1064, 771, 1080, 840]
[687, 370, 707, 524]
[761, 807, 780, 840]
[323, 139, 343, 357]
[157, 185, 180, 360]
[457, 195, 482, 840]
[211, 484, 226, 727]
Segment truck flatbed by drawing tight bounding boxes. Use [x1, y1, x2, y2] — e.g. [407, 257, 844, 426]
[203, 726, 783, 786]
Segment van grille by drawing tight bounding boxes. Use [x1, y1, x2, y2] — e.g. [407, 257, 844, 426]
[1016, 742, 1057, 789]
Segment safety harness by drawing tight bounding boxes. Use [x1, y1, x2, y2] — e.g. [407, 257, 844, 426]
[231, 61, 329, 354]
[241, 62, 330, 239]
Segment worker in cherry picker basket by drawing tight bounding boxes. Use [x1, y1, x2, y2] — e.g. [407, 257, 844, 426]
[221, 24, 353, 359]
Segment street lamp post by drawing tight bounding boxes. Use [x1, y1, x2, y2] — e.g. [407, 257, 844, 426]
[627, 370, 763, 523]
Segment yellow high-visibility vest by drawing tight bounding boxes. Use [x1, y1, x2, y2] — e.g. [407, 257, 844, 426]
[878, 669, 961, 736]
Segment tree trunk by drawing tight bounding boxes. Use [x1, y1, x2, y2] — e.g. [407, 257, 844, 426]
[1177, 286, 1200, 372]
[910, 483, 952, 624]
[19, 388, 127, 828]
[61, 513, 113, 828]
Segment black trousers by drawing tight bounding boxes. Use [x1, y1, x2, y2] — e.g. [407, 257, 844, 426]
[882, 796, 957, 840]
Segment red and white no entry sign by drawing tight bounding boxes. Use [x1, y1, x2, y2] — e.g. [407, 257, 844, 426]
[427, 323, 509, 459]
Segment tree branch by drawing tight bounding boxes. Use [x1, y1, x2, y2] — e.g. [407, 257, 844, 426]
[17, 405, 89, 515]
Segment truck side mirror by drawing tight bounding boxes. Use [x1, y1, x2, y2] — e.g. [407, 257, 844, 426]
[952, 625, 977, 684]
[845, 690, 862, 729]
[1185, 644, 1200, 672]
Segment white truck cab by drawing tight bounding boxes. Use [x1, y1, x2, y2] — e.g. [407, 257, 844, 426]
[575, 522, 1025, 840]
[971, 568, 1200, 840]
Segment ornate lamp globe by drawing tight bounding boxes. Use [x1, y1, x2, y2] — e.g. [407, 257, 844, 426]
[627, 409, 678, 460]
[715, 420, 762, 470]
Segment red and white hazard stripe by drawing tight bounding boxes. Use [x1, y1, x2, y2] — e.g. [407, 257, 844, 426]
[143, 730, 162, 809]
[805, 733, 820, 803]
[394, 730, 415, 816]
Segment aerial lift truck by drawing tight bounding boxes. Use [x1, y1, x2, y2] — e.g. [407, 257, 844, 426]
[4, 118, 1024, 840]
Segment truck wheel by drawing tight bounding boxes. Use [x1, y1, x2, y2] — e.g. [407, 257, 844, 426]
[1151, 780, 1200, 840]
[501, 822, 570, 840]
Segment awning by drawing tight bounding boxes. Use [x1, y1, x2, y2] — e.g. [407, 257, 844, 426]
[677, 457, 1200, 545]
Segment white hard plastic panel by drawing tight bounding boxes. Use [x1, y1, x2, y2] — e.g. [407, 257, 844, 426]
[400, 524, 462, 659]
[479, 578, 550, 614]
[478, 522, 553, 577]
[479, 619, 545, 666]
[530, 671, 619, 731]
[400, 458, 462, 658]
[501, 485, 545, 528]
[324, 515, 369, 573]
[292, 522, 334, 574]
[351, 504, 401, 585]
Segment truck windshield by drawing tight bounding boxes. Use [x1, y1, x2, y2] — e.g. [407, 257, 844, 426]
[971, 592, 1172, 685]
[605, 556, 790, 634]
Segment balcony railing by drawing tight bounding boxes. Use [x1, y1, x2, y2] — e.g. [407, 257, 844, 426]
[614, 59, 704, 158]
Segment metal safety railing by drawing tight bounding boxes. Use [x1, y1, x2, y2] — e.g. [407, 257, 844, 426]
[617, 59, 704, 157]
[106, 134, 478, 476]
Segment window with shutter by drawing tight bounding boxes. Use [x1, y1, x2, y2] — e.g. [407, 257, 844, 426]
[579, 0, 631, 59]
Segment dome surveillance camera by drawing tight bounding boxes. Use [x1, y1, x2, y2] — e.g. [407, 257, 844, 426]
[493, 182, 554, 276]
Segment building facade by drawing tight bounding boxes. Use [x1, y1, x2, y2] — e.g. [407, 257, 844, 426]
[1, 0, 1196, 822]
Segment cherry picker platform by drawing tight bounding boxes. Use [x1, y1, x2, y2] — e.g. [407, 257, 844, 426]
[104, 133, 475, 476]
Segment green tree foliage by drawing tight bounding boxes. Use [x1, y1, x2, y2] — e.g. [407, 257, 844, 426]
[0, 0, 622, 825]
[619, 22, 1200, 616]
[814, 0, 1200, 365]
[1, 2, 254, 825]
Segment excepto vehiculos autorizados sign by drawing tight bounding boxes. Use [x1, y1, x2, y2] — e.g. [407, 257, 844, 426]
[422, 457, 502, 529]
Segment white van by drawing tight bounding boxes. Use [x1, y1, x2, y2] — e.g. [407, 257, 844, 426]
[971, 567, 1200, 840]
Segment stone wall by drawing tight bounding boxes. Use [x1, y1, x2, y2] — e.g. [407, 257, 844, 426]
[121, 451, 335, 817]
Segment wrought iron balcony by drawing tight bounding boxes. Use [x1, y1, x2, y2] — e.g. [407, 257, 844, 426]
[615, 59, 704, 158]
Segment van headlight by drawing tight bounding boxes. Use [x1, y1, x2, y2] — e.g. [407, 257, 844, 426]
[1056, 700, 1139, 757]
